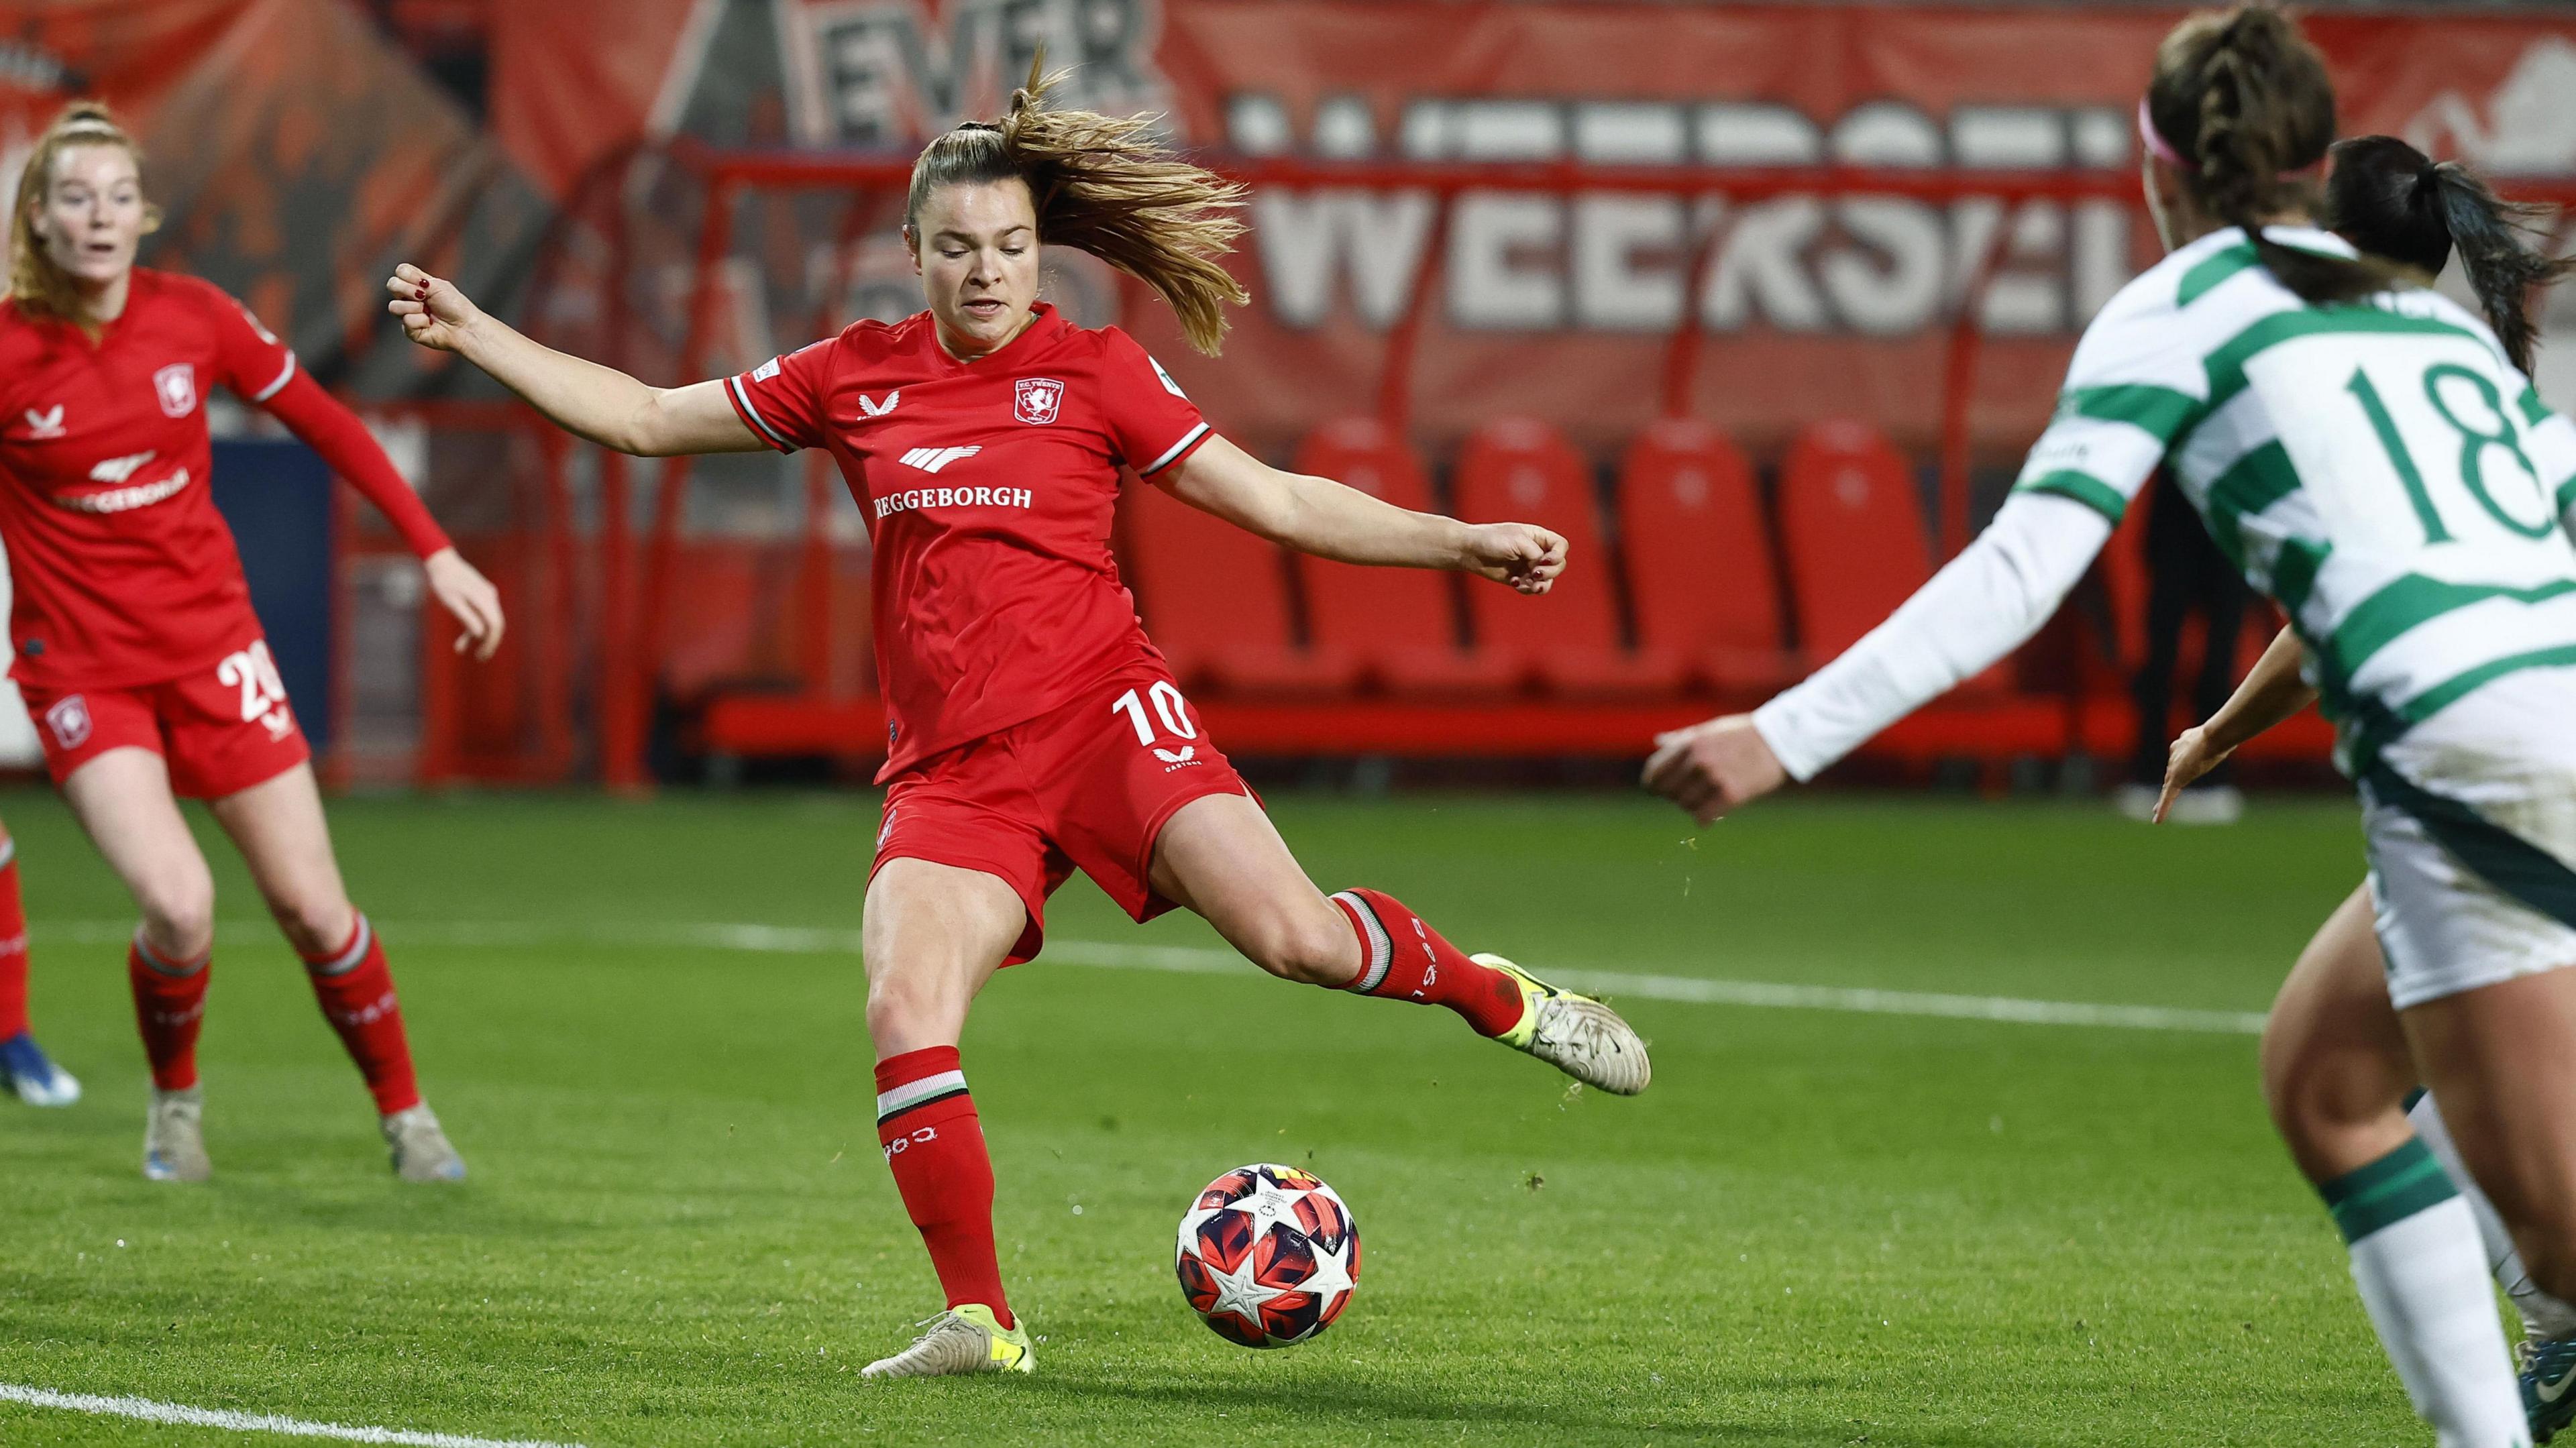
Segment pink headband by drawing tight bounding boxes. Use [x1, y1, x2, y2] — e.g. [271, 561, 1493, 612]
[2137, 95, 2328, 180]
[2138, 97, 2195, 171]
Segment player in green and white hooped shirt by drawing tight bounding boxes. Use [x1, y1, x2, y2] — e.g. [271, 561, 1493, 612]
[1647, 9, 2573, 1443]
[2157, 133, 2576, 1441]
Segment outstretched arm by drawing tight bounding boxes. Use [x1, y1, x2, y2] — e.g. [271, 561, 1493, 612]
[1642, 492, 2115, 824]
[257, 371, 505, 660]
[385, 264, 764, 458]
[1160, 434, 1566, 594]
[2152, 624, 2313, 822]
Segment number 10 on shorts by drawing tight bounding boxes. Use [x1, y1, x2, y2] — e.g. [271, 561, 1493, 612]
[1114, 682, 1200, 765]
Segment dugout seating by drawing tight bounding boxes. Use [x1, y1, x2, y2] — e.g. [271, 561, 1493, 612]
[1617, 418, 1794, 692]
[1775, 419, 2013, 693]
[1449, 419, 1661, 692]
[1293, 418, 1513, 691]
[683, 416, 2332, 775]
[1772, 419, 2057, 757]
[1776, 419, 1939, 663]
[1120, 476, 1345, 693]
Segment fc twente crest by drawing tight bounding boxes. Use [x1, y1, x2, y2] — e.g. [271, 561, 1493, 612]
[1013, 377, 1063, 425]
[153, 364, 197, 419]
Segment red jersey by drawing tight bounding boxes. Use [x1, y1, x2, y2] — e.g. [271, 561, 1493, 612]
[0, 269, 304, 689]
[725, 303, 1214, 778]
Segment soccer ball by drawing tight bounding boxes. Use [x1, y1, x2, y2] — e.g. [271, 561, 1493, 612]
[1174, 1163, 1360, 1348]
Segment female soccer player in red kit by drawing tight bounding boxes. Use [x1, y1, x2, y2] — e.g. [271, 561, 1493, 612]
[391, 71, 1650, 1374]
[3, 104, 506, 1180]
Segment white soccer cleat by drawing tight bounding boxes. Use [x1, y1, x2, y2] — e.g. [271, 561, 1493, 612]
[382, 1104, 466, 1182]
[861, 1305, 1034, 1379]
[143, 1085, 211, 1182]
[1481, 953, 1652, 1096]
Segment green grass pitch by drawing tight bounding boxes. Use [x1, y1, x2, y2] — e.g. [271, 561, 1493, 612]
[0, 787, 2426, 1445]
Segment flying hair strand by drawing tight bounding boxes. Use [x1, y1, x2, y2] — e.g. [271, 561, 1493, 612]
[906, 53, 1248, 355]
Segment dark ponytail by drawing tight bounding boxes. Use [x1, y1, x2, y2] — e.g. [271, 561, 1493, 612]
[2430, 162, 2573, 376]
[2324, 134, 2575, 374]
[2148, 6, 2401, 307]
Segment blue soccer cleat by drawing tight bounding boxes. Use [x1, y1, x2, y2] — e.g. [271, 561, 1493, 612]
[2524, 1333, 2576, 1443]
[0, 1031, 79, 1107]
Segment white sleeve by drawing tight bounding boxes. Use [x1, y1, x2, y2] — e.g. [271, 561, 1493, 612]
[1750, 492, 2115, 781]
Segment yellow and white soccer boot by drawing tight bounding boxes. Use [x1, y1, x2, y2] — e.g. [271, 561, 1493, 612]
[860, 1304, 1034, 1379]
[1479, 954, 1652, 1095]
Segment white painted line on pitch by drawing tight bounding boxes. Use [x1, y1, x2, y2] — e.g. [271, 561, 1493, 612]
[36, 917, 2265, 1036]
[0, 1382, 584, 1448]
[1048, 941, 2270, 1034]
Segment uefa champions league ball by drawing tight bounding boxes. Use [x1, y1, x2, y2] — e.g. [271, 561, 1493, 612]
[1174, 1164, 1360, 1348]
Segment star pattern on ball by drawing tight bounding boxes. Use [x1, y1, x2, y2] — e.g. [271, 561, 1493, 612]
[1220, 1179, 1308, 1228]
[1201, 1241, 1289, 1330]
[1297, 1231, 1357, 1306]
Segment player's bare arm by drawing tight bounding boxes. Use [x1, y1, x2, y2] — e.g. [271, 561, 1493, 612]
[2153, 624, 2314, 822]
[384, 263, 765, 458]
[1160, 434, 1566, 595]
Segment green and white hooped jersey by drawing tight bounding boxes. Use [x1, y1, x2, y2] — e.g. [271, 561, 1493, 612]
[2017, 225, 2576, 775]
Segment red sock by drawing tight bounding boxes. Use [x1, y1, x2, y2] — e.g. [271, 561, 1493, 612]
[128, 936, 211, 1091]
[875, 1046, 1013, 1328]
[1330, 887, 1528, 1038]
[301, 915, 421, 1115]
[0, 841, 28, 1040]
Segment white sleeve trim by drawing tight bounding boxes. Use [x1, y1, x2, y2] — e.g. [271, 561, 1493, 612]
[726, 368, 793, 448]
[727, 374, 797, 451]
[250, 351, 297, 404]
[1750, 492, 2114, 781]
[1138, 421, 1211, 476]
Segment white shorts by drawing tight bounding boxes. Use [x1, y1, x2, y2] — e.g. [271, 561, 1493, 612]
[2363, 665, 2576, 1010]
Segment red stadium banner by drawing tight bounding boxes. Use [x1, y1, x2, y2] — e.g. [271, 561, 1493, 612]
[485, 1, 2576, 451]
[10, 2, 2567, 435]
[4, 0, 545, 397]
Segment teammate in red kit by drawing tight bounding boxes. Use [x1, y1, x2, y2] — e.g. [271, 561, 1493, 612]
[2, 103, 506, 1180]
[390, 68, 1649, 1375]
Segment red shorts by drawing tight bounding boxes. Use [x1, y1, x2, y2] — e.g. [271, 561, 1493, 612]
[873, 663, 1254, 965]
[19, 638, 312, 799]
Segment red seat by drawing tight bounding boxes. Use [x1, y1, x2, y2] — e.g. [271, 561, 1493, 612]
[1120, 477, 1343, 693]
[1776, 419, 1935, 663]
[1617, 418, 1792, 692]
[1293, 419, 1509, 691]
[1778, 418, 2012, 698]
[1450, 419, 1660, 693]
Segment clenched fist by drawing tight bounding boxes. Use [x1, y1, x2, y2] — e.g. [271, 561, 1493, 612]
[1642, 714, 1788, 825]
[1462, 522, 1567, 595]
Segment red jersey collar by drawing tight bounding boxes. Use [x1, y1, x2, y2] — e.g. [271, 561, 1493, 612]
[918, 301, 1067, 376]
